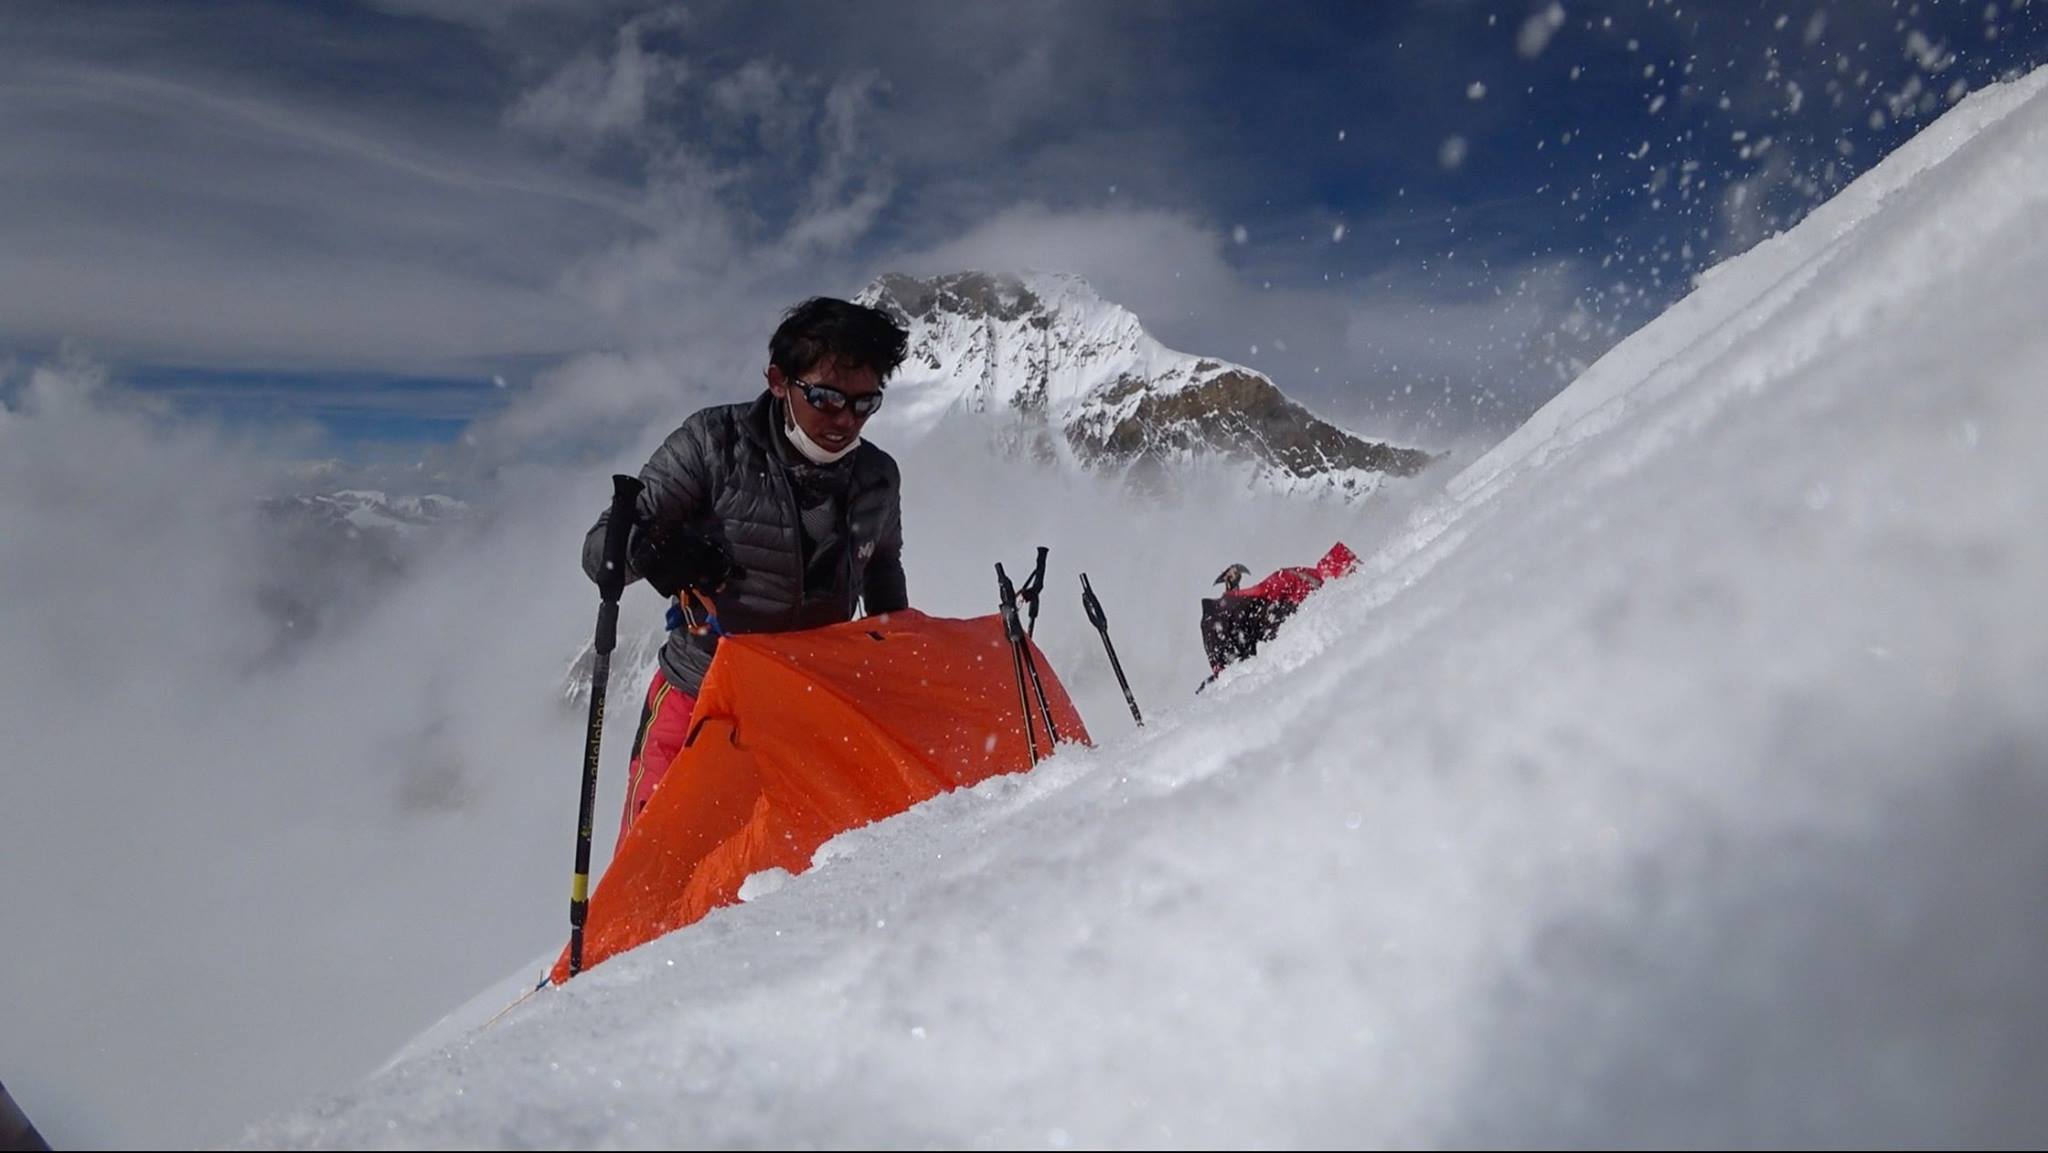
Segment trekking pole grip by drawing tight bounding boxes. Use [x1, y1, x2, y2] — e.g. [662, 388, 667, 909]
[1081, 573, 1107, 629]
[596, 475, 641, 608]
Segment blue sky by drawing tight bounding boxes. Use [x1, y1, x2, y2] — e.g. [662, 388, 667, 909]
[2, 0, 2043, 456]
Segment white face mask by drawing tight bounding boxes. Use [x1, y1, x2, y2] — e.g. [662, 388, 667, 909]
[783, 403, 861, 464]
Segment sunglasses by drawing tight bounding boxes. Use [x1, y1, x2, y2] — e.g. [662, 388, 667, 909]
[791, 378, 885, 417]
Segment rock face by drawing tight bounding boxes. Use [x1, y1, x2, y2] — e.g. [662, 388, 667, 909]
[860, 270, 1435, 500]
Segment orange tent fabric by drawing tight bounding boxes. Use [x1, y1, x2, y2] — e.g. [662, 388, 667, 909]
[552, 608, 1090, 982]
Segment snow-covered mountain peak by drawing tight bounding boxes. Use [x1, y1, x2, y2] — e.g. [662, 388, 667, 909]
[860, 269, 1435, 500]
[862, 270, 1166, 423]
[272, 489, 471, 536]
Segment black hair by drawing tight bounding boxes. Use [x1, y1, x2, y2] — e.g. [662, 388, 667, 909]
[768, 297, 910, 383]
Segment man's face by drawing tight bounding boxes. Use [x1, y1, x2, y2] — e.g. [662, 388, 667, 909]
[767, 359, 882, 455]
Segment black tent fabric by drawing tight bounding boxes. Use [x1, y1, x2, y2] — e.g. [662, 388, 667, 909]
[0, 1080, 49, 1153]
[1200, 594, 1300, 670]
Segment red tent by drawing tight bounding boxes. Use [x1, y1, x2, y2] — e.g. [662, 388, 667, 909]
[553, 609, 1089, 981]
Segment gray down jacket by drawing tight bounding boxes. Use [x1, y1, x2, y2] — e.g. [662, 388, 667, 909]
[583, 390, 908, 694]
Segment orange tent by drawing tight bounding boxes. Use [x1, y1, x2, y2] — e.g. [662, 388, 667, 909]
[552, 608, 1090, 981]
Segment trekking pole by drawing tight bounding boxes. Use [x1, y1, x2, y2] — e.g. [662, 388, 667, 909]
[1080, 573, 1143, 727]
[1017, 545, 1049, 637]
[996, 563, 1043, 766]
[1000, 560, 1063, 747]
[1020, 628, 1062, 747]
[569, 474, 642, 978]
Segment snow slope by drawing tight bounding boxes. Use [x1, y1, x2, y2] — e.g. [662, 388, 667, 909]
[244, 67, 2048, 1147]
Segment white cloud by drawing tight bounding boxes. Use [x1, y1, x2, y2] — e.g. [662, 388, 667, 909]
[0, 359, 663, 1145]
[505, 8, 691, 145]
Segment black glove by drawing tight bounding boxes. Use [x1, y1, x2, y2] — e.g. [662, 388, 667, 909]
[631, 522, 743, 598]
